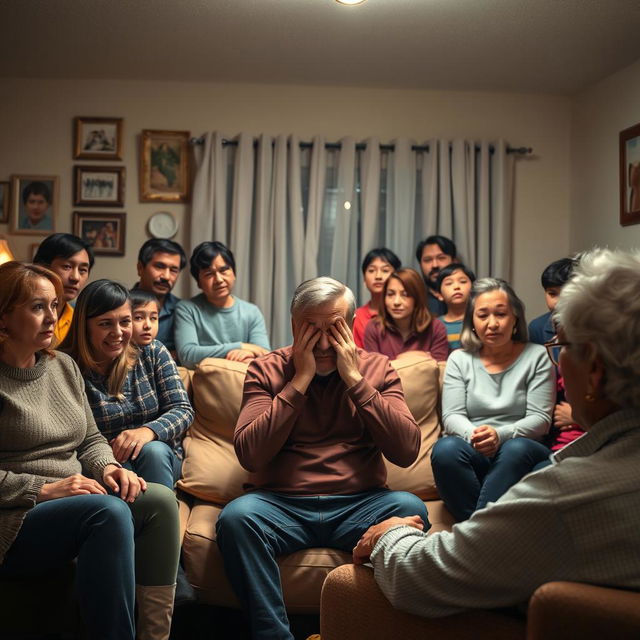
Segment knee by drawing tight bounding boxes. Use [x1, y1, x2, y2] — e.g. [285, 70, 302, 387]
[498, 437, 547, 461]
[384, 491, 430, 527]
[137, 440, 173, 463]
[431, 436, 469, 468]
[216, 495, 264, 540]
[93, 495, 134, 539]
[134, 483, 179, 524]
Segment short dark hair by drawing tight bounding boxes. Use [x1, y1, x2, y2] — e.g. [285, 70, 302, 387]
[415, 235, 457, 263]
[130, 288, 160, 311]
[436, 263, 476, 292]
[361, 247, 401, 275]
[541, 257, 575, 289]
[22, 181, 52, 205]
[33, 233, 95, 271]
[137, 239, 187, 270]
[189, 241, 236, 282]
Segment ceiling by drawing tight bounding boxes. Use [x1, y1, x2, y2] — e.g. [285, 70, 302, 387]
[1, 0, 640, 95]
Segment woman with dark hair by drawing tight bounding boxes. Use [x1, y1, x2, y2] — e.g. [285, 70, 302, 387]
[363, 268, 449, 361]
[353, 247, 401, 348]
[62, 279, 192, 491]
[174, 241, 270, 368]
[0, 262, 179, 640]
[431, 278, 555, 521]
[33, 232, 94, 343]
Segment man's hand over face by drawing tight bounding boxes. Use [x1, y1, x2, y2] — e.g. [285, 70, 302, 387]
[329, 317, 362, 388]
[291, 321, 320, 394]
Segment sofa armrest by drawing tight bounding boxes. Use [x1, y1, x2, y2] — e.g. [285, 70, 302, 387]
[527, 581, 640, 639]
[320, 564, 524, 640]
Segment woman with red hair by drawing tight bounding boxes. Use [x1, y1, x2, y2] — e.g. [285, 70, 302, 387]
[363, 268, 449, 361]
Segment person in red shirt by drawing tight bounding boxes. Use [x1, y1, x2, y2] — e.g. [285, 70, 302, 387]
[352, 248, 401, 348]
[216, 276, 428, 640]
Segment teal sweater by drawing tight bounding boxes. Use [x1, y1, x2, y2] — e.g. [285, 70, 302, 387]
[174, 294, 270, 368]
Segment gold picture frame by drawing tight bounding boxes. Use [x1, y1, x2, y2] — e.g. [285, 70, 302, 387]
[74, 165, 125, 207]
[140, 129, 191, 203]
[74, 116, 123, 161]
[73, 211, 127, 256]
[9, 174, 59, 235]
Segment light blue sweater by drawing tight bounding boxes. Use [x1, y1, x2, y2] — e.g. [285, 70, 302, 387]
[174, 294, 270, 368]
[441, 342, 555, 444]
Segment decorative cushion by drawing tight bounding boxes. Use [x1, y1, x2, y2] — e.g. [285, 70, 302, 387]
[384, 352, 442, 500]
[177, 358, 250, 505]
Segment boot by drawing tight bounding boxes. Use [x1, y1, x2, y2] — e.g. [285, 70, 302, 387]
[136, 583, 176, 640]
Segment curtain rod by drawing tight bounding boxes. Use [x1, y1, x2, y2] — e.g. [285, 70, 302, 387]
[190, 136, 532, 155]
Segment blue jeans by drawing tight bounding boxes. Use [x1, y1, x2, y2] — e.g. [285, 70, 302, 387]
[0, 495, 136, 640]
[124, 440, 182, 489]
[431, 436, 551, 521]
[216, 489, 429, 640]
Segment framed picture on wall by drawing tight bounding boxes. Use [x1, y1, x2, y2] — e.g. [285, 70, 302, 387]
[139, 129, 191, 203]
[74, 117, 123, 160]
[9, 174, 59, 235]
[74, 165, 125, 207]
[0, 181, 10, 223]
[73, 211, 126, 256]
[619, 122, 640, 226]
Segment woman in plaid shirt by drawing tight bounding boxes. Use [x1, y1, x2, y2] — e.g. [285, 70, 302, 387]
[63, 279, 193, 490]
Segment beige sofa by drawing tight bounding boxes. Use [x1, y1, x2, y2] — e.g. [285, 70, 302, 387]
[176, 351, 454, 613]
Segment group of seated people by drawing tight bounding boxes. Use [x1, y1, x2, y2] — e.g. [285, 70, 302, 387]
[0, 228, 638, 640]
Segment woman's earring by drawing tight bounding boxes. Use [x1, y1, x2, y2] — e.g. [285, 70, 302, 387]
[585, 392, 595, 402]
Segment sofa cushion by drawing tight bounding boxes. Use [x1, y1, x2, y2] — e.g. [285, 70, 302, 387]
[178, 352, 443, 504]
[384, 352, 442, 500]
[177, 358, 250, 505]
[181, 500, 351, 613]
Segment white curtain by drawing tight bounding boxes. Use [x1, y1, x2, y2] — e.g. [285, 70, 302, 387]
[190, 134, 516, 348]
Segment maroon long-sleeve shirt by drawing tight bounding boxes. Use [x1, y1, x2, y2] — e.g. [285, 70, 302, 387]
[234, 347, 420, 495]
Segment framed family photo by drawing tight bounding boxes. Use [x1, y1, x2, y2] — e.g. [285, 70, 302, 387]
[74, 165, 125, 207]
[140, 129, 191, 203]
[9, 174, 59, 235]
[619, 122, 640, 226]
[0, 181, 10, 224]
[73, 211, 126, 256]
[74, 116, 123, 160]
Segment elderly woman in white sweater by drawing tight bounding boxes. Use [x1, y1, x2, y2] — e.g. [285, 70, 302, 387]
[353, 248, 640, 619]
[0, 262, 179, 640]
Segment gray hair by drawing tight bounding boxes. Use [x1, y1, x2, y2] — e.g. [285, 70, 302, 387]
[460, 277, 528, 353]
[554, 248, 640, 410]
[290, 277, 356, 325]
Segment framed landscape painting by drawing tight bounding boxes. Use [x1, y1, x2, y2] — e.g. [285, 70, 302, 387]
[74, 165, 125, 207]
[74, 116, 123, 160]
[140, 129, 191, 203]
[73, 211, 126, 256]
[620, 121, 640, 226]
[9, 174, 58, 235]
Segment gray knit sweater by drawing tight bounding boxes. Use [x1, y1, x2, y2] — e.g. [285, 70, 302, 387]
[0, 351, 117, 563]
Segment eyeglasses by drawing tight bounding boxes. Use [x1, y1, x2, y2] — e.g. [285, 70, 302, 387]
[544, 337, 571, 366]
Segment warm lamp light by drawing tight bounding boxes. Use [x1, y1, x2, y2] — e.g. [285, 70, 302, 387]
[0, 236, 15, 265]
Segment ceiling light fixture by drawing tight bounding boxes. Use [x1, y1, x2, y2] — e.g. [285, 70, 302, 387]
[336, 0, 367, 5]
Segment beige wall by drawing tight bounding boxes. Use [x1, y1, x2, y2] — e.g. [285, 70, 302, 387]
[0, 78, 571, 316]
[571, 58, 640, 253]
